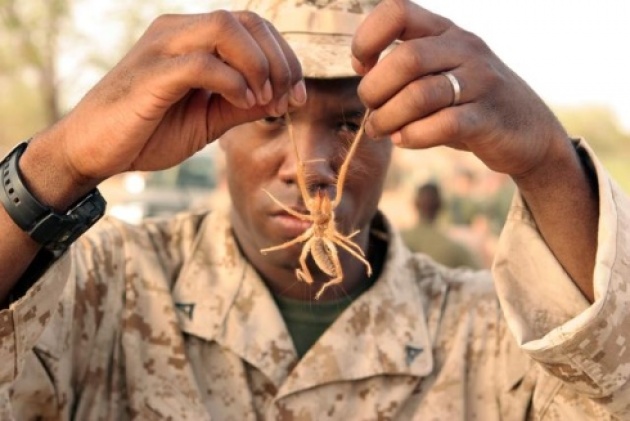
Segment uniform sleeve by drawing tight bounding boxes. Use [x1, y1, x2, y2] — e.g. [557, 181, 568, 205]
[493, 139, 630, 417]
[0, 254, 72, 386]
[0, 218, 130, 418]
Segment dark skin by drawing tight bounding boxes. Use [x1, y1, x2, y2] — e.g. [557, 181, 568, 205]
[352, 0, 598, 301]
[0, 10, 305, 301]
[0, 0, 597, 304]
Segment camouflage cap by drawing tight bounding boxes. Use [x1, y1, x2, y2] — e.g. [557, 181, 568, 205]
[234, 0, 381, 78]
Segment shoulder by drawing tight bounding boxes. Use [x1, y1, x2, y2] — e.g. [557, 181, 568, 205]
[384, 213, 494, 304]
[80, 209, 211, 255]
[72, 209, 214, 288]
[413, 253, 495, 306]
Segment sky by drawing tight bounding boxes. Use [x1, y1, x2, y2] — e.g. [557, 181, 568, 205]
[66, 0, 630, 132]
[419, 0, 630, 131]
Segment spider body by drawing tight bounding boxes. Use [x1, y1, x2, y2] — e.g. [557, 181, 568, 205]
[260, 112, 373, 300]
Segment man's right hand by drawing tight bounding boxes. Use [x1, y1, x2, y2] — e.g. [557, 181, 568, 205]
[35, 11, 305, 194]
[0, 10, 305, 300]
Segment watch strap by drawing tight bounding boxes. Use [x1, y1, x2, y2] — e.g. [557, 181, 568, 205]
[1, 143, 48, 230]
[0, 142, 107, 252]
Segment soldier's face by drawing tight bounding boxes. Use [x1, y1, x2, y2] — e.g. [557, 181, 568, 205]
[220, 78, 392, 274]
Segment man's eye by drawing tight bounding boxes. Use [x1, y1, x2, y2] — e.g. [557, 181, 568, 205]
[261, 116, 285, 125]
[338, 110, 364, 135]
[339, 121, 360, 134]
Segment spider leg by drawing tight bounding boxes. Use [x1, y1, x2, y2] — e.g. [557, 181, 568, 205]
[332, 231, 366, 256]
[262, 189, 311, 221]
[333, 238, 373, 277]
[260, 228, 313, 254]
[284, 113, 313, 206]
[347, 229, 360, 238]
[314, 239, 344, 300]
[296, 240, 315, 285]
[332, 110, 371, 208]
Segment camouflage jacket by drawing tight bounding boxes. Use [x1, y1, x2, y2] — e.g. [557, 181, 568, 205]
[1, 140, 629, 420]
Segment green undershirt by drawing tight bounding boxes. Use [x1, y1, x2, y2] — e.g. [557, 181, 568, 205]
[273, 282, 371, 359]
[272, 228, 387, 359]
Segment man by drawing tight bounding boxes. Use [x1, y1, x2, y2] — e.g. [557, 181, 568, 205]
[402, 181, 481, 268]
[0, 0, 628, 419]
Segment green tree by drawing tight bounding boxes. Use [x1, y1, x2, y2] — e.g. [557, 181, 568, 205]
[555, 105, 630, 156]
[0, 0, 199, 152]
[0, 0, 71, 125]
[555, 105, 630, 192]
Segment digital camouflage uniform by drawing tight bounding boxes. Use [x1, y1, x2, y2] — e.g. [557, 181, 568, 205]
[0, 141, 629, 419]
[234, 0, 392, 78]
[401, 222, 481, 269]
[2, 0, 630, 418]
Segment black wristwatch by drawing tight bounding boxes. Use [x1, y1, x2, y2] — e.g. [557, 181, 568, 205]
[0, 142, 107, 252]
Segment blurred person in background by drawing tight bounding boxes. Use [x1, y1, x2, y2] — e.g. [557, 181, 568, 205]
[447, 167, 480, 226]
[0, 0, 628, 419]
[402, 181, 481, 268]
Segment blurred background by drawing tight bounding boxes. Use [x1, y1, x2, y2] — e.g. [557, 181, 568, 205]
[1, 0, 628, 268]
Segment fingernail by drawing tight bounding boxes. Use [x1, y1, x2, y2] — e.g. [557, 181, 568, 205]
[391, 131, 402, 145]
[260, 80, 273, 105]
[290, 80, 307, 105]
[274, 93, 289, 116]
[364, 120, 376, 139]
[245, 89, 256, 108]
[352, 58, 369, 76]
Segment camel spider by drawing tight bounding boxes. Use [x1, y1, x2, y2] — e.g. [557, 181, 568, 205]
[260, 110, 373, 300]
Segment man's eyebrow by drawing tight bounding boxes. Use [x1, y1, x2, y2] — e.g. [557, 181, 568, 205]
[339, 107, 367, 120]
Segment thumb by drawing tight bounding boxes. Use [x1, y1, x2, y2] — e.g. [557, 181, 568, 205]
[207, 95, 272, 141]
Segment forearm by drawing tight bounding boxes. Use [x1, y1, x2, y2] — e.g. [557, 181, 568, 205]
[0, 130, 98, 304]
[495, 150, 630, 417]
[0, 210, 41, 302]
[513, 136, 598, 302]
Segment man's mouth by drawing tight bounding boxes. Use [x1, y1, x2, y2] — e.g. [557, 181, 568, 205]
[269, 209, 312, 239]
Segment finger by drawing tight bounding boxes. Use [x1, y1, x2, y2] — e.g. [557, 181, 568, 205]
[206, 96, 272, 140]
[153, 52, 257, 110]
[145, 12, 304, 114]
[262, 21, 306, 108]
[390, 104, 483, 150]
[351, 0, 453, 74]
[234, 11, 297, 112]
[213, 12, 280, 105]
[155, 12, 274, 106]
[358, 36, 463, 111]
[366, 72, 466, 137]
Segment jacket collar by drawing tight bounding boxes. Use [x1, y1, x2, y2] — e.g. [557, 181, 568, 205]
[172, 211, 297, 388]
[173, 210, 434, 392]
[279, 215, 434, 396]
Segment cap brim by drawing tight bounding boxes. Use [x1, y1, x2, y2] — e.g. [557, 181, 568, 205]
[285, 33, 358, 79]
[285, 33, 397, 79]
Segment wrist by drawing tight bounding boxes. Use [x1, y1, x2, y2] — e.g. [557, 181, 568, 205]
[20, 129, 102, 213]
[511, 135, 582, 195]
[0, 141, 106, 252]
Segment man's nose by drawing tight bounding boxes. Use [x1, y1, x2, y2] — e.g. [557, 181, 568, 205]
[278, 128, 338, 191]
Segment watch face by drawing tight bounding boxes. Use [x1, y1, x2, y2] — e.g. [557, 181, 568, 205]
[34, 190, 107, 252]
